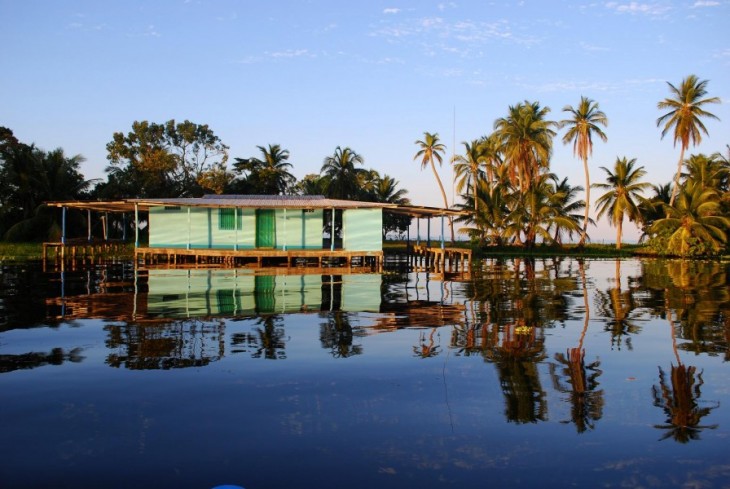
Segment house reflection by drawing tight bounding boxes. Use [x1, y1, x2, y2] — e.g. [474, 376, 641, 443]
[145, 270, 383, 317]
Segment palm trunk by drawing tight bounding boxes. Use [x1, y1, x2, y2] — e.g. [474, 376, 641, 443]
[579, 156, 590, 247]
[616, 217, 623, 250]
[578, 260, 590, 351]
[669, 145, 687, 207]
[430, 159, 455, 243]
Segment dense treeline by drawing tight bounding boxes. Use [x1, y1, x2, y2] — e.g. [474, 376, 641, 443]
[1, 74, 727, 256]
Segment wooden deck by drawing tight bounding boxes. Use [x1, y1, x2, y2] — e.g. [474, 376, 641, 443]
[134, 247, 384, 270]
[42, 241, 472, 274]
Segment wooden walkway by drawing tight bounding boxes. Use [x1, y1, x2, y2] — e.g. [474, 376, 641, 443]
[43, 238, 128, 262]
[409, 244, 472, 272]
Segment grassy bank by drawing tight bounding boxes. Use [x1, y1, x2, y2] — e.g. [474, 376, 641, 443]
[384, 240, 646, 258]
[0, 243, 45, 261]
[0, 242, 136, 262]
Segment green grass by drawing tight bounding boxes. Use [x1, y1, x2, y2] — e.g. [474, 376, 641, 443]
[0, 242, 45, 261]
[0, 242, 135, 262]
[384, 240, 646, 258]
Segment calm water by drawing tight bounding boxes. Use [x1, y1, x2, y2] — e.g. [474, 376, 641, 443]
[1, 258, 729, 488]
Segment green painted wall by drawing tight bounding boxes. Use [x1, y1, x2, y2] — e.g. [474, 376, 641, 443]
[273, 209, 323, 249]
[343, 208, 382, 251]
[149, 206, 379, 251]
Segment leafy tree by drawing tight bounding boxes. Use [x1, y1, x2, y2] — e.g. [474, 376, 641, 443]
[559, 96, 608, 246]
[321, 146, 364, 199]
[0, 128, 92, 241]
[232, 144, 295, 195]
[105, 119, 229, 198]
[292, 173, 327, 196]
[656, 75, 721, 206]
[593, 157, 650, 250]
[372, 173, 411, 238]
[414, 132, 454, 241]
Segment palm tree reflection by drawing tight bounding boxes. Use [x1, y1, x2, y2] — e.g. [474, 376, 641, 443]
[550, 259, 604, 433]
[489, 321, 548, 424]
[320, 312, 363, 358]
[595, 260, 641, 350]
[413, 328, 441, 358]
[652, 364, 718, 443]
[652, 309, 719, 443]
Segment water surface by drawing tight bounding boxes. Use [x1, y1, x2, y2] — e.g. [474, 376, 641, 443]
[1, 258, 728, 488]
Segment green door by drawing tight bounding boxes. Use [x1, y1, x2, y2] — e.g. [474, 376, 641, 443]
[256, 209, 276, 248]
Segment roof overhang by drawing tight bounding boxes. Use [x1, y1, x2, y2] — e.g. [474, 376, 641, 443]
[45, 198, 464, 218]
[385, 205, 467, 218]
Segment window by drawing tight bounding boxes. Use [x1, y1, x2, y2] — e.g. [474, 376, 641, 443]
[164, 206, 181, 211]
[218, 208, 242, 230]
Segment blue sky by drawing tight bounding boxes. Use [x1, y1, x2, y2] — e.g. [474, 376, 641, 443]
[2, 0, 729, 242]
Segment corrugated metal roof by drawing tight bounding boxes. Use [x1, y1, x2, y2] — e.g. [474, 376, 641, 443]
[46, 196, 466, 217]
[128, 195, 396, 209]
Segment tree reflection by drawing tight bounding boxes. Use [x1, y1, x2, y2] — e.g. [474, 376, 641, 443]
[320, 312, 363, 358]
[651, 310, 719, 443]
[0, 347, 84, 373]
[594, 260, 641, 350]
[549, 259, 604, 433]
[252, 315, 287, 360]
[487, 321, 548, 424]
[105, 318, 225, 369]
[413, 327, 441, 358]
[652, 364, 718, 443]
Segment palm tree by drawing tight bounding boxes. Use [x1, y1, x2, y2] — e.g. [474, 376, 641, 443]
[321, 146, 364, 199]
[414, 132, 454, 241]
[559, 96, 608, 246]
[452, 140, 486, 213]
[233, 144, 295, 195]
[479, 132, 503, 188]
[649, 182, 730, 256]
[373, 174, 411, 238]
[455, 178, 509, 245]
[639, 182, 673, 239]
[505, 173, 562, 248]
[656, 75, 721, 206]
[682, 153, 729, 192]
[494, 101, 557, 194]
[550, 176, 587, 246]
[593, 157, 650, 250]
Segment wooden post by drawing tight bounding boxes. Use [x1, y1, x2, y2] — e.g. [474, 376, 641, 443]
[61, 206, 67, 245]
[134, 203, 139, 249]
[331, 208, 335, 252]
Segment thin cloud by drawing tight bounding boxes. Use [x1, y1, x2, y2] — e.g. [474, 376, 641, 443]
[580, 41, 610, 52]
[371, 16, 536, 48]
[268, 49, 312, 59]
[604, 2, 672, 16]
[383, 8, 401, 14]
[127, 25, 161, 38]
[692, 0, 720, 6]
